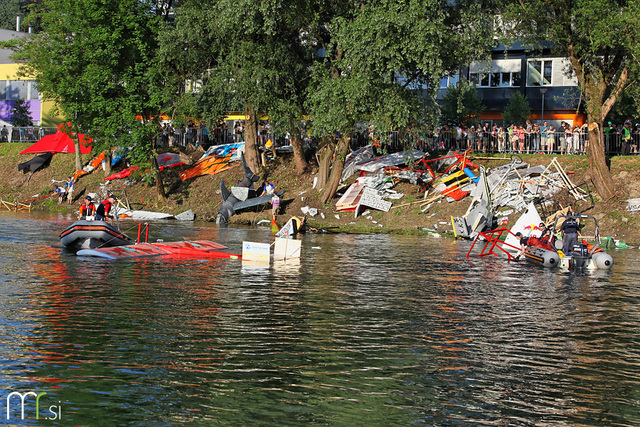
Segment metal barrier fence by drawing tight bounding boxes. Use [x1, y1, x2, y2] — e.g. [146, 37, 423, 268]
[8, 125, 640, 157]
[405, 130, 640, 156]
[0, 126, 59, 143]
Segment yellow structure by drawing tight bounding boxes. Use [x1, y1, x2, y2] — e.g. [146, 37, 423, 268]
[0, 29, 63, 127]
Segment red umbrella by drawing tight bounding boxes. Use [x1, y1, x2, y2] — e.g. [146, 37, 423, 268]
[20, 130, 92, 155]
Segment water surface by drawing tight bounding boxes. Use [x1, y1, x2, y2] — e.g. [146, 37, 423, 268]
[0, 212, 639, 425]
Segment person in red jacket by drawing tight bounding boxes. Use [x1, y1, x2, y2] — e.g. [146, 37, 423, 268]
[78, 196, 96, 219]
[95, 194, 116, 221]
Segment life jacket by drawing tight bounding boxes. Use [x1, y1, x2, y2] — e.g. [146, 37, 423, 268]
[96, 200, 112, 217]
[79, 203, 95, 216]
[582, 240, 603, 253]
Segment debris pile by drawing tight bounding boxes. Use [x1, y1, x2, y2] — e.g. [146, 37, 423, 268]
[323, 145, 594, 237]
[335, 148, 427, 218]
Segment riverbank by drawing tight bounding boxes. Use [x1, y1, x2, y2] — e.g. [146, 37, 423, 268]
[2, 143, 640, 244]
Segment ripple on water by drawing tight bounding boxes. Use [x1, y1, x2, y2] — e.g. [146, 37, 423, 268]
[0, 216, 639, 425]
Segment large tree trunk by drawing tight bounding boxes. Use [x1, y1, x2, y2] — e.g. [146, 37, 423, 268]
[316, 136, 335, 191]
[320, 136, 350, 204]
[567, 48, 620, 201]
[74, 138, 82, 171]
[104, 153, 112, 176]
[587, 121, 615, 200]
[243, 105, 261, 173]
[290, 127, 308, 174]
[152, 148, 166, 200]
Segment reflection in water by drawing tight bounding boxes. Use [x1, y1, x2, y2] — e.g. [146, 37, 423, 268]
[0, 214, 638, 425]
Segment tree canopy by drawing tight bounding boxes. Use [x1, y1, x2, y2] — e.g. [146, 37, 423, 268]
[502, 92, 531, 127]
[440, 81, 485, 128]
[499, 0, 640, 199]
[11, 0, 174, 190]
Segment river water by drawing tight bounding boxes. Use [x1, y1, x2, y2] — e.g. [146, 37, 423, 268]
[0, 211, 639, 426]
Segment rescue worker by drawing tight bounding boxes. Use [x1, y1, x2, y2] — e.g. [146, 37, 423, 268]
[561, 212, 580, 255]
[95, 194, 116, 221]
[514, 232, 528, 260]
[78, 196, 96, 219]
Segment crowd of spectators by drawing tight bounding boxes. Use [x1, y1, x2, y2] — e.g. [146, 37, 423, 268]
[148, 117, 640, 156]
[406, 119, 640, 156]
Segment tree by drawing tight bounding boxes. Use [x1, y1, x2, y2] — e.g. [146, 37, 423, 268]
[500, 0, 640, 200]
[440, 81, 484, 128]
[0, 0, 24, 31]
[172, 0, 312, 175]
[502, 91, 531, 127]
[11, 0, 173, 196]
[9, 98, 32, 126]
[306, 0, 492, 203]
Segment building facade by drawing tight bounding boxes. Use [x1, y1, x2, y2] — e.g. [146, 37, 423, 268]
[0, 28, 60, 127]
[439, 43, 585, 129]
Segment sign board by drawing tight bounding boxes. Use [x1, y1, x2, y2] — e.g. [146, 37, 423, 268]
[358, 186, 392, 212]
[274, 238, 301, 259]
[275, 218, 295, 238]
[627, 198, 640, 212]
[242, 241, 270, 263]
[231, 186, 250, 201]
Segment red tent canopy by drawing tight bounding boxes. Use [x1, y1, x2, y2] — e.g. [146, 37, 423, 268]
[20, 127, 92, 155]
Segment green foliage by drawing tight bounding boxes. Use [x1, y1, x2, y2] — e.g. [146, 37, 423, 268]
[305, 0, 491, 142]
[12, 0, 171, 157]
[173, 0, 312, 132]
[440, 81, 484, 127]
[0, 0, 23, 31]
[605, 91, 639, 125]
[499, 0, 640, 124]
[502, 92, 531, 127]
[9, 99, 32, 126]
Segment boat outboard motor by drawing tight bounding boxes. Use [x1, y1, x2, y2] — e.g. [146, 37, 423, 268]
[570, 244, 590, 269]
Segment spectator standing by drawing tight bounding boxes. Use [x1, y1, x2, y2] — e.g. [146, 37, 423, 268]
[532, 123, 540, 153]
[558, 121, 567, 154]
[66, 176, 75, 205]
[622, 121, 632, 155]
[565, 123, 573, 154]
[581, 123, 588, 154]
[540, 121, 548, 154]
[547, 125, 556, 153]
[475, 125, 483, 151]
[510, 125, 519, 153]
[572, 125, 581, 154]
[518, 125, 526, 153]
[468, 126, 475, 150]
[497, 126, 505, 153]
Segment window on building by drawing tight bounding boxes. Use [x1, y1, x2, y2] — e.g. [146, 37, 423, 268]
[469, 73, 479, 86]
[490, 72, 500, 87]
[527, 60, 552, 86]
[512, 72, 521, 87]
[30, 82, 39, 100]
[480, 73, 489, 87]
[439, 74, 460, 89]
[7, 81, 28, 100]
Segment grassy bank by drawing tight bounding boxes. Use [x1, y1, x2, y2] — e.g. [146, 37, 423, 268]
[2, 143, 640, 245]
